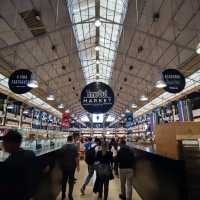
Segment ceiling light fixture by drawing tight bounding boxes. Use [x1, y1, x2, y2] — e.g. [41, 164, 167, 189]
[155, 80, 167, 88]
[140, 95, 148, 101]
[95, 45, 100, 51]
[96, 59, 100, 64]
[47, 94, 55, 101]
[27, 80, 39, 88]
[58, 103, 64, 109]
[95, 19, 101, 27]
[125, 109, 130, 113]
[23, 110, 29, 114]
[7, 104, 14, 109]
[131, 103, 138, 108]
[196, 42, 200, 54]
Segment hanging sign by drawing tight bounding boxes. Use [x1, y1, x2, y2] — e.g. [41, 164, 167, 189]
[162, 69, 185, 93]
[62, 112, 70, 128]
[81, 82, 114, 113]
[125, 112, 133, 128]
[8, 69, 32, 94]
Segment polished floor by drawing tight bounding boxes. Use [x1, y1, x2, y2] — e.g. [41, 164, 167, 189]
[57, 161, 142, 200]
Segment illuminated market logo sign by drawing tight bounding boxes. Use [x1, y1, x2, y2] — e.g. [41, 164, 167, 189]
[162, 69, 185, 93]
[8, 69, 32, 94]
[81, 82, 114, 113]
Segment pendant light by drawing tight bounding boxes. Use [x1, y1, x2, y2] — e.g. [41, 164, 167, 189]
[131, 103, 138, 108]
[155, 80, 167, 88]
[95, 19, 101, 27]
[140, 95, 148, 101]
[58, 103, 64, 109]
[196, 42, 200, 54]
[95, 45, 100, 51]
[47, 94, 55, 101]
[27, 72, 39, 88]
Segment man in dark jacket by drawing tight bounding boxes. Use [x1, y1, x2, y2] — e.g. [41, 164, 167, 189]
[58, 135, 80, 200]
[0, 130, 39, 200]
[117, 139, 135, 200]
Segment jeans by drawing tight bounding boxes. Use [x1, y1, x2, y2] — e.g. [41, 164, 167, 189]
[82, 164, 95, 190]
[61, 168, 76, 198]
[119, 168, 133, 200]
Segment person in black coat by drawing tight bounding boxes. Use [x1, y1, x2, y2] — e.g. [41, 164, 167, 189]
[93, 141, 113, 200]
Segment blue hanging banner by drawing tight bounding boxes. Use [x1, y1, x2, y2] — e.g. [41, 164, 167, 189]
[125, 112, 133, 128]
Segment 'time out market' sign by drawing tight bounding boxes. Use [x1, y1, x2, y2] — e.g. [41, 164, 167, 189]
[81, 82, 114, 114]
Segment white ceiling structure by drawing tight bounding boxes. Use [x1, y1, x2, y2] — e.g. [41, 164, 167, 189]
[0, 0, 199, 121]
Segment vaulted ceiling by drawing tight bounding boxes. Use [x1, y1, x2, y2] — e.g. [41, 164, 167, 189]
[0, 0, 200, 118]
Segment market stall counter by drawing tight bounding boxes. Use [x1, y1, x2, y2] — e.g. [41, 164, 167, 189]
[128, 143, 187, 200]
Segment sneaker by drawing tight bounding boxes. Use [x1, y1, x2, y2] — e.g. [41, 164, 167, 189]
[119, 193, 126, 200]
[80, 187, 85, 195]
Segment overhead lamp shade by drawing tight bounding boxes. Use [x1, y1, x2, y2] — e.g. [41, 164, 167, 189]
[7, 104, 14, 109]
[58, 103, 64, 109]
[47, 94, 55, 101]
[131, 103, 138, 108]
[140, 95, 148, 101]
[155, 80, 167, 88]
[196, 42, 200, 54]
[27, 80, 39, 88]
[65, 109, 70, 113]
[23, 110, 29, 114]
[95, 46, 100, 51]
[95, 19, 101, 27]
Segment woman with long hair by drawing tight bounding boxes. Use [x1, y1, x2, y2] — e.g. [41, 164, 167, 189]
[93, 141, 113, 200]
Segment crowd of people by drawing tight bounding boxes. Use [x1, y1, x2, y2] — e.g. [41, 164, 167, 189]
[78, 136, 135, 200]
[0, 130, 135, 200]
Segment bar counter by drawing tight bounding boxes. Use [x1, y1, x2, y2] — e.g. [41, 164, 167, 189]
[128, 143, 187, 200]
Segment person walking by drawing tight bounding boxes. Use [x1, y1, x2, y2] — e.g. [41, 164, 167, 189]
[111, 142, 119, 176]
[58, 135, 80, 200]
[94, 141, 113, 200]
[117, 139, 135, 200]
[0, 130, 39, 200]
[80, 142, 97, 195]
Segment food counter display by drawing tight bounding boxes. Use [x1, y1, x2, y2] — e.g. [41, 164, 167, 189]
[0, 128, 70, 200]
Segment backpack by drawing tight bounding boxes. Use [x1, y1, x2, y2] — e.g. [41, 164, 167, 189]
[85, 147, 96, 165]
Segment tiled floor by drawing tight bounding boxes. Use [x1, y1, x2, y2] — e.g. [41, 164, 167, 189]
[57, 161, 142, 200]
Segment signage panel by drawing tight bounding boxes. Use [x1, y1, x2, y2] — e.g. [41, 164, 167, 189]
[8, 69, 32, 94]
[162, 69, 185, 93]
[81, 82, 114, 113]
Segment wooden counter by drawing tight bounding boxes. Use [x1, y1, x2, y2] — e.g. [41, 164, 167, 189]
[129, 142, 200, 200]
[128, 143, 187, 200]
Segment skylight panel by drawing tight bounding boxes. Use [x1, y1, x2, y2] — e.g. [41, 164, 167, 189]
[66, 0, 128, 84]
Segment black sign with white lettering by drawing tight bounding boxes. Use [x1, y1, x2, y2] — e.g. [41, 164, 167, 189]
[81, 82, 114, 113]
[162, 69, 185, 93]
[8, 69, 32, 94]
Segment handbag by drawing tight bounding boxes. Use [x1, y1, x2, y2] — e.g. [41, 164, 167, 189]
[96, 163, 114, 180]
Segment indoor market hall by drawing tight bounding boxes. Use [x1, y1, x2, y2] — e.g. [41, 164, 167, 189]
[0, 0, 200, 200]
